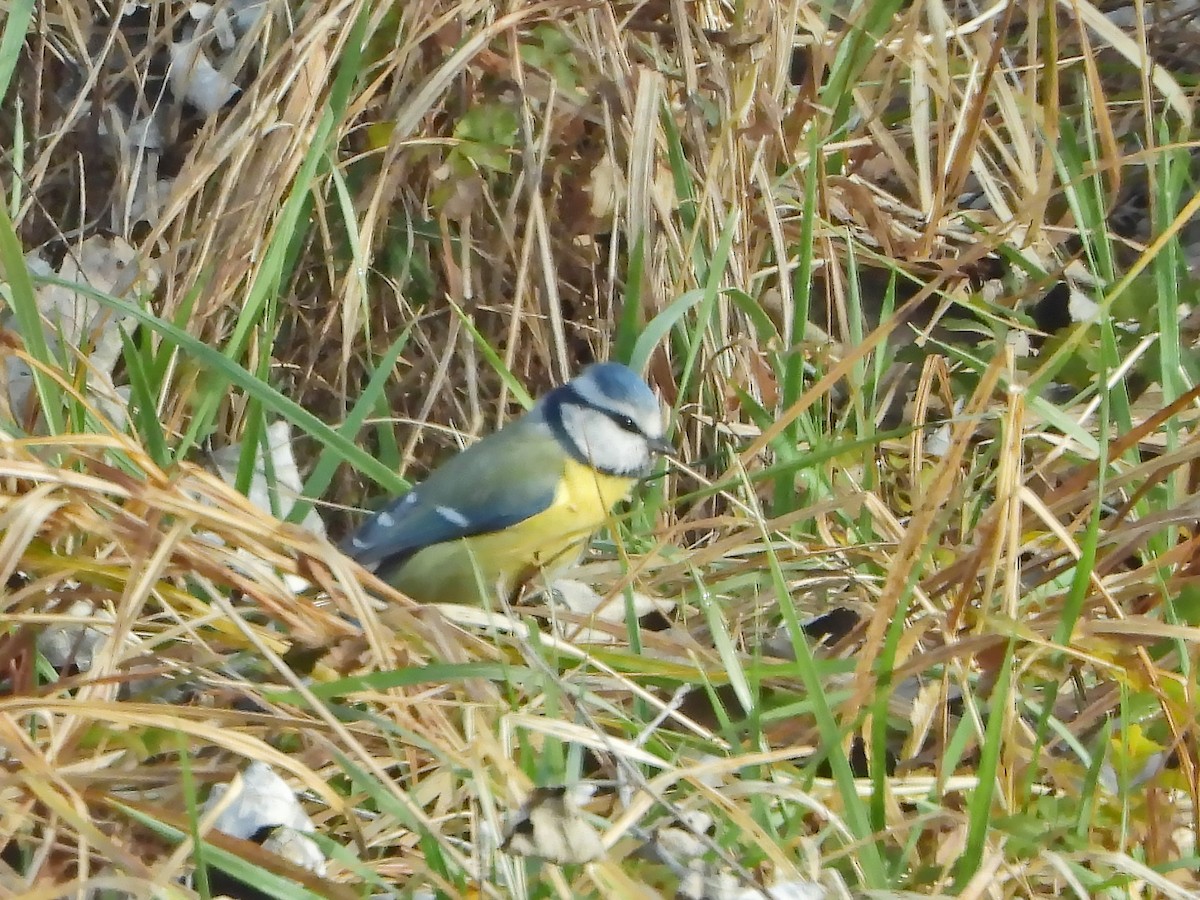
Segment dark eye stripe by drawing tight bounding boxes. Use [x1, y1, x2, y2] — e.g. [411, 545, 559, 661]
[606, 411, 640, 433]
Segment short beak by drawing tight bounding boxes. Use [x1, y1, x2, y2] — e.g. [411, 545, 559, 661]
[649, 436, 674, 457]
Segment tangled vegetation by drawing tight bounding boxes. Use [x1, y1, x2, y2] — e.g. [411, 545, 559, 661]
[1, 0, 1199, 897]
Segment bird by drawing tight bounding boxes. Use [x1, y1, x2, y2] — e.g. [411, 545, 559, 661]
[341, 362, 671, 605]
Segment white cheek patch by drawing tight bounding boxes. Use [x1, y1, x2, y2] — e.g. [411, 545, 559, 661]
[561, 403, 651, 475]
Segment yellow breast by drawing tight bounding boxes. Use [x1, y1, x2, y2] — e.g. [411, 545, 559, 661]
[392, 458, 637, 605]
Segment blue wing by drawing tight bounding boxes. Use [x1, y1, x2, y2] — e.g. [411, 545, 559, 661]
[340, 415, 564, 575]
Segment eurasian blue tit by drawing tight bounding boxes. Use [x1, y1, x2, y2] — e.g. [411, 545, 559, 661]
[341, 362, 671, 605]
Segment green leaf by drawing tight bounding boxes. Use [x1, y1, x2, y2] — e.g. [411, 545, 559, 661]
[0, 0, 33, 107]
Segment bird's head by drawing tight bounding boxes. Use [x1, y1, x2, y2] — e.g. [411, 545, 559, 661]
[543, 362, 672, 478]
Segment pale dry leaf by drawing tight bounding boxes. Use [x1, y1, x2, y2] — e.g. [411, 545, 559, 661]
[551, 578, 675, 643]
[168, 36, 239, 115]
[1173, 824, 1196, 858]
[204, 761, 326, 876]
[678, 869, 827, 900]
[212, 420, 327, 539]
[643, 809, 715, 870]
[924, 422, 952, 459]
[500, 785, 605, 865]
[98, 104, 174, 231]
[260, 825, 328, 871]
[1006, 330, 1033, 358]
[99, 106, 167, 152]
[121, 170, 174, 231]
[35, 235, 156, 375]
[589, 152, 624, 221]
[224, 0, 271, 41]
[37, 599, 116, 672]
[187, 1, 239, 50]
[1068, 290, 1100, 324]
[2, 236, 158, 428]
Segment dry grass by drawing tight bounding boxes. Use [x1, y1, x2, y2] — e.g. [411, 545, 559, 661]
[2, 0, 1200, 897]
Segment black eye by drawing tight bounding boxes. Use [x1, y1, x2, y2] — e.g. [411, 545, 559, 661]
[615, 414, 638, 432]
